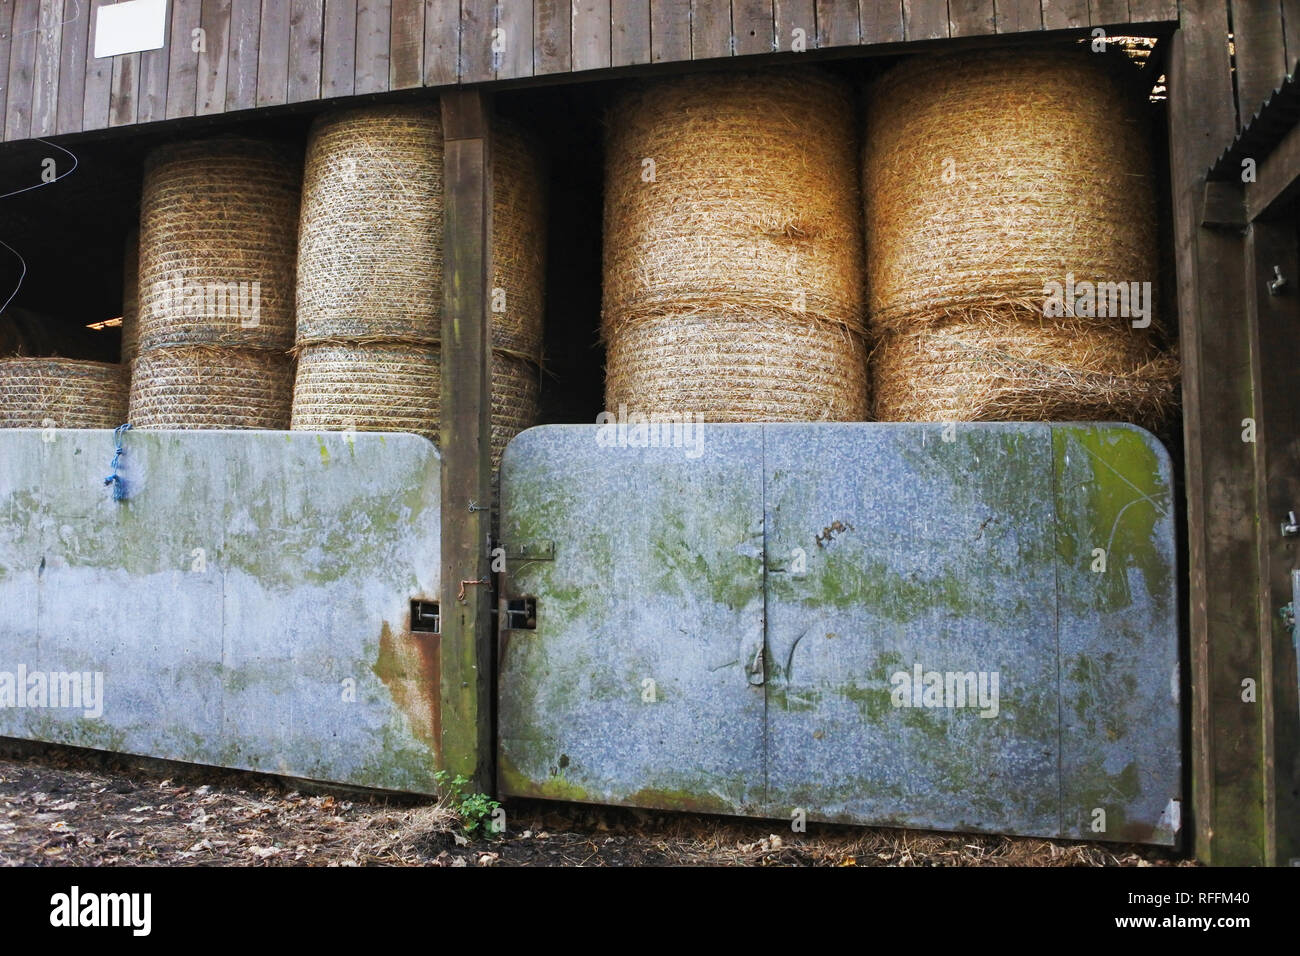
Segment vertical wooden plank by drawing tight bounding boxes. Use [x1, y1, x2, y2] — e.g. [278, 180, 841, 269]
[1166, 0, 1265, 865]
[4, 0, 38, 141]
[534, 0, 569, 73]
[650, 0, 691, 61]
[1089, 0, 1129, 27]
[733, 0, 774, 54]
[903, 0, 949, 39]
[0, 0, 14, 137]
[573, 0, 611, 70]
[424, 0, 457, 85]
[30, 0, 63, 137]
[1040, 0, 1089, 29]
[288, 0, 324, 101]
[950, 0, 996, 34]
[495, 0, 530, 79]
[612, 0, 652, 63]
[321, 0, 354, 97]
[137, 0, 173, 123]
[439, 88, 494, 793]
[108, 51, 138, 127]
[815, 0, 858, 46]
[1230, 0, 1287, 126]
[197, 0, 231, 115]
[861, 0, 904, 42]
[773, 0, 815, 50]
[165, 0, 201, 119]
[389, 0, 423, 88]
[82, 0, 111, 131]
[459, 0, 492, 83]
[256, 0, 290, 105]
[692, 0, 732, 56]
[995, 0, 1042, 31]
[1128, 0, 1177, 21]
[1244, 218, 1300, 867]
[55, 0, 89, 135]
[1284, 0, 1300, 72]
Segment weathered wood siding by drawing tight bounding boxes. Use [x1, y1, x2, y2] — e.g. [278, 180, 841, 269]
[0, 0, 1185, 143]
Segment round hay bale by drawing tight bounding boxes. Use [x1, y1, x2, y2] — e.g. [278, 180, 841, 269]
[606, 306, 869, 421]
[137, 137, 301, 352]
[121, 226, 140, 365]
[492, 120, 546, 361]
[291, 341, 441, 440]
[291, 342, 540, 463]
[296, 106, 444, 345]
[870, 317, 1178, 428]
[602, 68, 866, 421]
[129, 346, 293, 429]
[0, 358, 128, 428]
[863, 49, 1158, 332]
[491, 350, 540, 467]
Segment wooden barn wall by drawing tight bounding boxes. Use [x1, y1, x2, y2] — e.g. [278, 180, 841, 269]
[0, 0, 1185, 144]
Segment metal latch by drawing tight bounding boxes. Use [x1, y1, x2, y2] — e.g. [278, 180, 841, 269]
[504, 540, 555, 561]
[1283, 511, 1300, 537]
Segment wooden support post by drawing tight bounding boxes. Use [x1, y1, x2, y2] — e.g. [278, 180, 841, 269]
[439, 89, 494, 793]
[1243, 216, 1300, 866]
[1167, 5, 1266, 865]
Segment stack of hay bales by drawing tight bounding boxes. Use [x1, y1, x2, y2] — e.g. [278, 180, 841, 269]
[129, 138, 301, 429]
[0, 358, 128, 428]
[863, 49, 1177, 426]
[291, 105, 545, 466]
[602, 69, 868, 422]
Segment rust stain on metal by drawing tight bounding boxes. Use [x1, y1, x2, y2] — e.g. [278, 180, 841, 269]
[374, 618, 442, 758]
[815, 519, 854, 548]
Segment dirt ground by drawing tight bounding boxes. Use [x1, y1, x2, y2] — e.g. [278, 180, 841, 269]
[0, 742, 1194, 867]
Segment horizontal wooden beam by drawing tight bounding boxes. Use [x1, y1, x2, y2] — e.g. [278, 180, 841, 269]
[1246, 117, 1300, 221]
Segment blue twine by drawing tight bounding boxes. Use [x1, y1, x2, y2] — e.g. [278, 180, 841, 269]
[103, 424, 132, 501]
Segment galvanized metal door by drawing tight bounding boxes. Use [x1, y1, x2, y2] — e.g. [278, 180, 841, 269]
[497, 424, 766, 814]
[498, 422, 1180, 843]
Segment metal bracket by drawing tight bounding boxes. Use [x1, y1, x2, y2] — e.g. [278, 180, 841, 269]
[1282, 603, 1296, 632]
[504, 540, 555, 562]
[1269, 265, 1288, 295]
[468, 500, 490, 513]
[1282, 511, 1300, 537]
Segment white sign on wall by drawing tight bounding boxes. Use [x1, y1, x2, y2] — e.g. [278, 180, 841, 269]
[94, 0, 169, 59]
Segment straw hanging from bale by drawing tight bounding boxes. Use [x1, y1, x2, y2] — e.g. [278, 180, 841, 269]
[602, 68, 868, 422]
[137, 137, 301, 352]
[129, 346, 293, 430]
[862, 49, 1177, 425]
[0, 358, 128, 428]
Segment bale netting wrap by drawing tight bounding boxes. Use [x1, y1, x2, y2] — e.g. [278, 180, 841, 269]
[121, 226, 140, 365]
[295, 106, 444, 345]
[137, 138, 301, 352]
[129, 346, 293, 429]
[291, 342, 441, 441]
[862, 48, 1178, 425]
[602, 68, 867, 421]
[0, 358, 128, 428]
[291, 343, 540, 466]
[492, 119, 546, 362]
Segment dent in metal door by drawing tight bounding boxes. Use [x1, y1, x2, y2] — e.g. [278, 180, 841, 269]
[498, 424, 766, 814]
[763, 423, 1061, 835]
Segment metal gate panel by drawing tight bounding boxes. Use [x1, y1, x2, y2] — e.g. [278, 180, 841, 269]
[763, 423, 1062, 835]
[1053, 425, 1181, 843]
[0, 430, 443, 793]
[498, 424, 767, 814]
